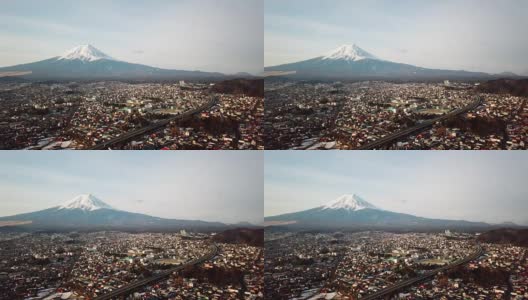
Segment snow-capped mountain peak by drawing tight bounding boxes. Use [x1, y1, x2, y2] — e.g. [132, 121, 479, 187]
[322, 44, 378, 61]
[58, 194, 114, 211]
[322, 194, 378, 211]
[58, 45, 114, 62]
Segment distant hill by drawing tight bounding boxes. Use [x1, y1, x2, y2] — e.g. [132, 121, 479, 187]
[232, 72, 255, 78]
[212, 78, 263, 97]
[0, 76, 30, 83]
[213, 227, 264, 247]
[495, 71, 519, 78]
[477, 78, 528, 97]
[477, 228, 528, 247]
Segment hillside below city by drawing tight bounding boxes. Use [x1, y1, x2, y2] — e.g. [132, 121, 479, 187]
[478, 228, 528, 247]
[477, 79, 528, 97]
[212, 78, 264, 97]
[213, 228, 264, 247]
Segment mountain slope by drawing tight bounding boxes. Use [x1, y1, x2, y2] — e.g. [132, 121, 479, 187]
[0, 45, 225, 80]
[264, 44, 492, 80]
[477, 78, 528, 97]
[213, 228, 264, 247]
[0, 194, 226, 231]
[265, 194, 491, 231]
[212, 79, 264, 97]
[477, 228, 528, 247]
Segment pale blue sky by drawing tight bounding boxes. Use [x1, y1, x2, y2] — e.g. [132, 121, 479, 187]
[0, 0, 263, 74]
[265, 0, 528, 75]
[265, 151, 528, 225]
[0, 152, 263, 224]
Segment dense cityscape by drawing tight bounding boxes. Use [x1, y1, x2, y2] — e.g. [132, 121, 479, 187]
[0, 231, 264, 299]
[264, 81, 527, 150]
[264, 231, 528, 299]
[0, 80, 263, 150]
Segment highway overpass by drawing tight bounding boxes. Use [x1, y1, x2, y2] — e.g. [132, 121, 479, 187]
[356, 97, 483, 150]
[361, 245, 484, 300]
[89, 96, 218, 150]
[93, 244, 219, 300]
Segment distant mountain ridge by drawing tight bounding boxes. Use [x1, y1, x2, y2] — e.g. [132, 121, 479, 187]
[265, 44, 520, 81]
[0, 45, 226, 81]
[0, 194, 227, 232]
[265, 194, 495, 231]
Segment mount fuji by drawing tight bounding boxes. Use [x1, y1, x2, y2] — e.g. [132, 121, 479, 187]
[58, 44, 115, 62]
[264, 193, 492, 231]
[58, 193, 114, 211]
[264, 44, 495, 81]
[0, 194, 226, 232]
[0, 44, 225, 80]
[321, 44, 380, 62]
[321, 194, 379, 211]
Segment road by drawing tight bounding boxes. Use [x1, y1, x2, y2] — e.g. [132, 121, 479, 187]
[356, 97, 483, 150]
[93, 244, 219, 300]
[89, 96, 218, 150]
[361, 245, 484, 300]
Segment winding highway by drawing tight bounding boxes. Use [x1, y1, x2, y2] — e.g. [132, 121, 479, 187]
[356, 97, 483, 150]
[93, 244, 219, 300]
[89, 96, 218, 150]
[361, 245, 484, 300]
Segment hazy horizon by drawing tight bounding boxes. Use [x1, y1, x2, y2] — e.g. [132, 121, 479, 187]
[265, 151, 528, 226]
[0, 151, 263, 224]
[265, 0, 528, 75]
[0, 0, 263, 74]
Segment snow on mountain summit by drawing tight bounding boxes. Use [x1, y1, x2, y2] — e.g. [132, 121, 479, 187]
[58, 194, 114, 211]
[322, 194, 378, 211]
[322, 44, 378, 61]
[59, 45, 114, 62]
